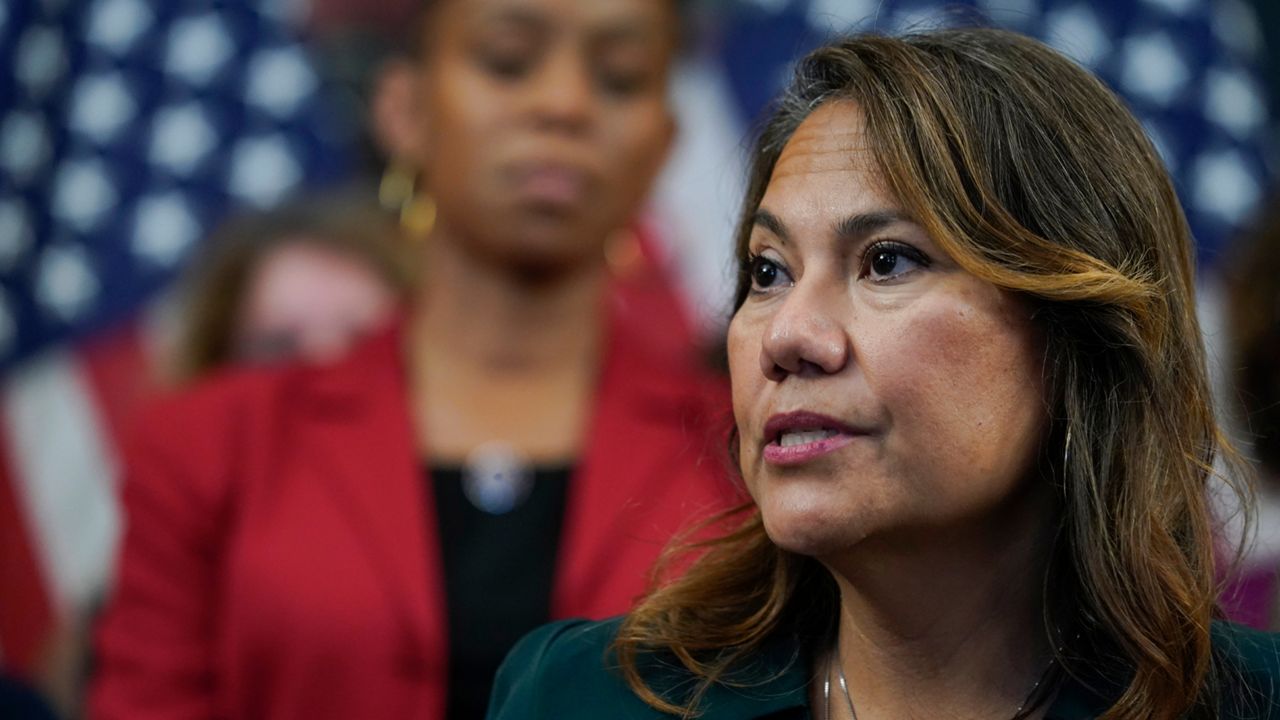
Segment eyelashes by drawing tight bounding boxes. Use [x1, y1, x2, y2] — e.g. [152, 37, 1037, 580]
[745, 239, 931, 295]
[746, 253, 790, 294]
[858, 240, 930, 281]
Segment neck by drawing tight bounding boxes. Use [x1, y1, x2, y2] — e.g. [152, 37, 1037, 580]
[405, 229, 608, 462]
[408, 230, 607, 373]
[826, 491, 1055, 719]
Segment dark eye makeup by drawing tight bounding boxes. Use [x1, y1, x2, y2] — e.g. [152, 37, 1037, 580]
[744, 238, 931, 296]
[746, 253, 790, 294]
[858, 240, 930, 282]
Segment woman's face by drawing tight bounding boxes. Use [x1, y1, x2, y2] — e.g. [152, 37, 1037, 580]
[728, 101, 1048, 559]
[236, 241, 396, 365]
[395, 0, 676, 271]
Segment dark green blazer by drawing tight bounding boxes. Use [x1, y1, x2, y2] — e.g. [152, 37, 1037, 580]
[487, 617, 1280, 719]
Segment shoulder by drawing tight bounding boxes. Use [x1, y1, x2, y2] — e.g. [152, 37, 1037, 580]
[1214, 621, 1280, 671]
[488, 618, 811, 720]
[133, 326, 400, 448]
[134, 365, 286, 443]
[500, 617, 621, 675]
[125, 361, 300, 491]
[487, 618, 665, 720]
[1211, 620, 1280, 716]
[124, 327, 402, 498]
[604, 290, 729, 404]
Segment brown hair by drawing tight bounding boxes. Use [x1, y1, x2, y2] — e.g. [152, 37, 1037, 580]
[615, 28, 1253, 719]
[169, 195, 412, 383]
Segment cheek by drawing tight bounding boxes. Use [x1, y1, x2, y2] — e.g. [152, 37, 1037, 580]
[874, 293, 1045, 489]
[727, 314, 763, 469]
[423, 70, 501, 178]
[727, 314, 760, 412]
[332, 263, 394, 305]
[600, 107, 668, 188]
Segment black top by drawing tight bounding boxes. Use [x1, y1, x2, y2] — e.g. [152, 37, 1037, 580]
[430, 463, 572, 720]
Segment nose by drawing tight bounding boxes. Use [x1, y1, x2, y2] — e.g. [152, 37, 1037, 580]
[527, 47, 594, 135]
[759, 285, 850, 382]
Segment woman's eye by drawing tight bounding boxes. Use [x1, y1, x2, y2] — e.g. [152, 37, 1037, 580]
[860, 242, 928, 282]
[473, 33, 537, 79]
[595, 57, 653, 96]
[748, 255, 791, 293]
[597, 69, 648, 96]
[479, 51, 531, 79]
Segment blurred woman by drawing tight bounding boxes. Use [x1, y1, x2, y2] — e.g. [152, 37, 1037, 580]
[488, 29, 1279, 720]
[170, 198, 410, 380]
[90, 2, 730, 719]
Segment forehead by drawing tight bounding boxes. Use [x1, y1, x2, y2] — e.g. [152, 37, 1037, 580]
[761, 100, 902, 226]
[771, 100, 878, 183]
[441, 0, 673, 36]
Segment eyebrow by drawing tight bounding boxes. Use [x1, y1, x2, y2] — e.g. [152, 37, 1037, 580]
[476, 7, 549, 34]
[592, 24, 660, 48]
[751, 209, 790, 243]
[835, 210, 911, 238]
[751, 208, 912, 244]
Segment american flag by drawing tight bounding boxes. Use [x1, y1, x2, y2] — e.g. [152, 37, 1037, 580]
[0, 0, 1272, 700]
[0, 0, 350, 680]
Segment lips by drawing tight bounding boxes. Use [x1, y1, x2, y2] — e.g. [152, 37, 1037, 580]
[762, 411, 864, 466]
[510, 162, 590, 209]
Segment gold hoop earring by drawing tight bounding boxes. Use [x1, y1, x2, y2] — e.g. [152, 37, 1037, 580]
[401, 193, 437, 239]
[379, 161, 437, 239]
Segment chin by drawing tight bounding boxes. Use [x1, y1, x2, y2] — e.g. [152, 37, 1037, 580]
[476, 229, 604, 279]
[757, 499, 868, 559]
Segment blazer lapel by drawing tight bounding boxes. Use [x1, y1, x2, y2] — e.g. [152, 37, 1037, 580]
[295, 326, 447, 678]
[552, 296, 735, 618]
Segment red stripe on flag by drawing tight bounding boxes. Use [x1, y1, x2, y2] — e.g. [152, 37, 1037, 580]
[77, 322, 157, 463]
[0, 424, 55, 678]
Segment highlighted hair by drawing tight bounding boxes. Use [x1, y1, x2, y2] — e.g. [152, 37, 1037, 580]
[615, 29, 1253, 719]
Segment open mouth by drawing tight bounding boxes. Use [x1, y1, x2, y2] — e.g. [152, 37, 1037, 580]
[762, 412, 861, 466]
[776, 428, 840, 447]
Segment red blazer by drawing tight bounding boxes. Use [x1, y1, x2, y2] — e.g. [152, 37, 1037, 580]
[89, 300, 735, 720]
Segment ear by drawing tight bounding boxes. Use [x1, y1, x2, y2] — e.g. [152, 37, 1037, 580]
[370, 59, 426, 164]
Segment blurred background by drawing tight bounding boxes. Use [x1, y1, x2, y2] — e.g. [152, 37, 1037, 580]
[1, 0, 1278, 716]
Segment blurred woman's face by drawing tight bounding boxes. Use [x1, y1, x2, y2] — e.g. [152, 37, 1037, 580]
[236, 241, 396, 365]
[403, 0, 676, 272]
[728, 101, 1048, 560]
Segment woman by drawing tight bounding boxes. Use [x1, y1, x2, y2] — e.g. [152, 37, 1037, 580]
[488, 29, 1280, 720]
[169, 197, 410, 380]
[90, 1, 730, 719]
